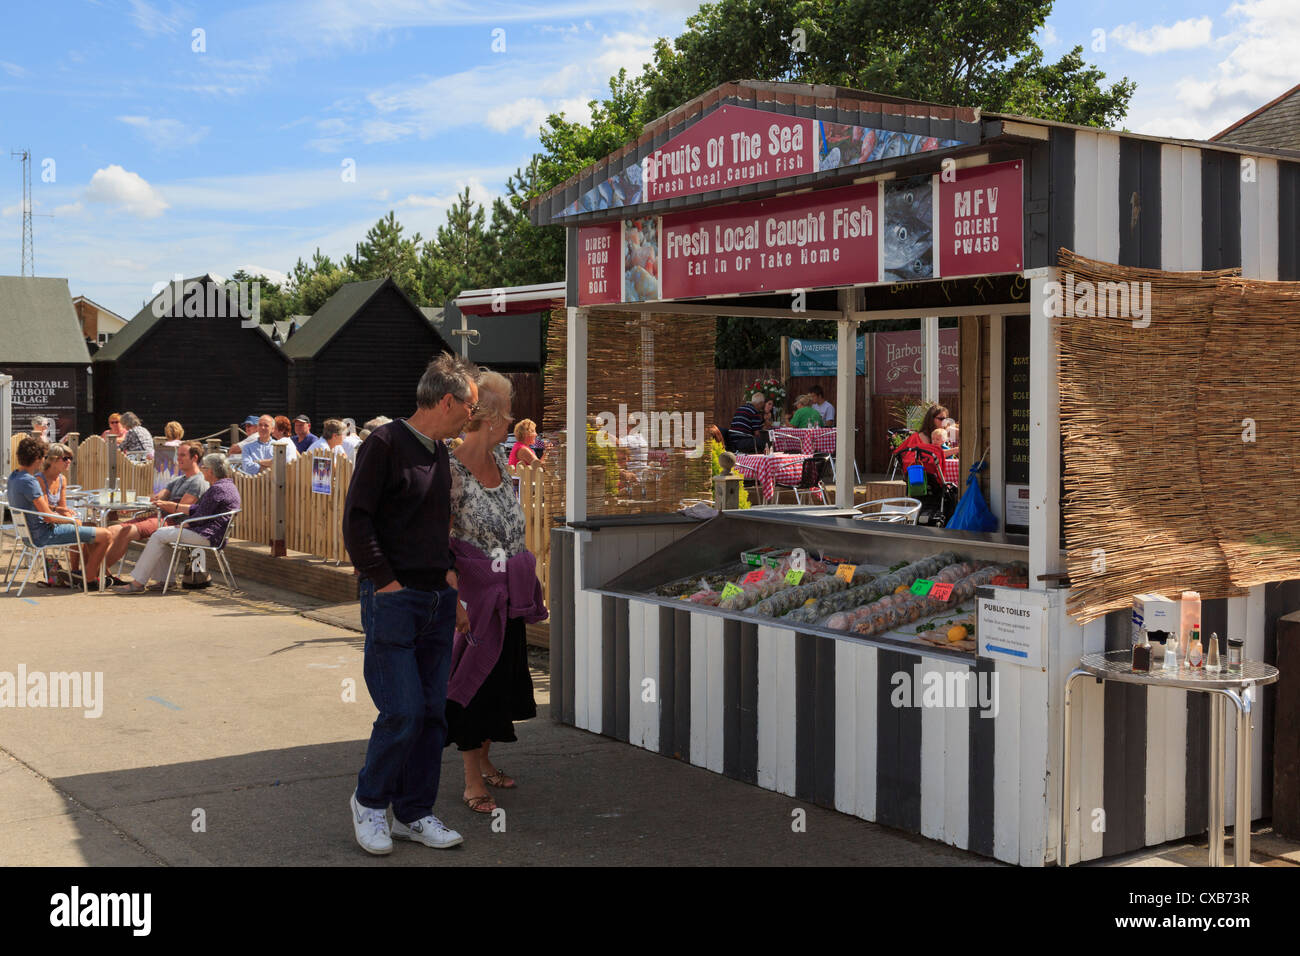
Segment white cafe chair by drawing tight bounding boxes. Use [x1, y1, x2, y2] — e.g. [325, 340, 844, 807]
[3, 508, 92, 597]
[853, 497, 922, 525]
[160, 509, 241, 595]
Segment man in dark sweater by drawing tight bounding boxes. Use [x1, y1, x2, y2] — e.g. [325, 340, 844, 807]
[343, 352, 478, 855]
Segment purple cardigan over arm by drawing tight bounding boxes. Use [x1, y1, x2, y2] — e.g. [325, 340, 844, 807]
[447, 538, 548, 707]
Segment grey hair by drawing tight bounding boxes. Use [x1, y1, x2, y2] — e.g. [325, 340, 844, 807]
[31, 415, 50, 429]
[363, 416, 392, 430]
[120, 412, 141, 428]
[416, 352, 478, 409]
[750, 392, 765, 405]
[464, 369, 513, 432]
[44, 442, 70, 462]
[200, 453, 230, 479]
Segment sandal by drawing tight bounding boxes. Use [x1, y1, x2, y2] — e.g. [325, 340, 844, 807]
[481, 769, 516, 789]
[463, 793, 497, 813]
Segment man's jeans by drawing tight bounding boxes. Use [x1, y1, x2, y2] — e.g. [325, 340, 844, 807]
[355, 578, 457, 824]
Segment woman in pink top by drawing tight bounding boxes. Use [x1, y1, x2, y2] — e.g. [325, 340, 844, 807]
[507, 419, 540, 467]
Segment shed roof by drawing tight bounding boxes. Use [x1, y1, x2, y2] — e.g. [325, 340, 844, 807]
[0, 276, 93, 365]
[93, 274, 289, 365]
[1210, 83, 1300, 150]
[282, 277, 452, 359]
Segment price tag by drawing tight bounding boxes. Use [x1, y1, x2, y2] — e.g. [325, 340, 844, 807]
[742, 569, 766, 585]
[785, 569, 805, 586]
[910, 578, 935, 596]
[835, 563, 857, 583]
[720, 582, 743, 600]
[929, 581, 954, 601]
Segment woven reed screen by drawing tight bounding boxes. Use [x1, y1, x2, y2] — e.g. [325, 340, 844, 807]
[1054, 249, 1300, 622]
[543, 307, 716, 516]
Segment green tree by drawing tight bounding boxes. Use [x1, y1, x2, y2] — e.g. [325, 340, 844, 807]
[343, 211, 422, 300]
[488, 164, 565, 289]
[419, 187, 491, 305]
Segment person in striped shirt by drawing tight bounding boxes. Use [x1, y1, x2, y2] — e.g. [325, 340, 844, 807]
[728, 392, 773, 454]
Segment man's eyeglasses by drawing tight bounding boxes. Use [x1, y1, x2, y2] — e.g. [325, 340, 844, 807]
[61, 456, 73, 462]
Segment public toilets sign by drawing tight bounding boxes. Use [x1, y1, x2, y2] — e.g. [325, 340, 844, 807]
[576, 159, 1023, 305]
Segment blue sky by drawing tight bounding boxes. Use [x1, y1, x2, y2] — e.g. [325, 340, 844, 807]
[0, 0, 1295, 318]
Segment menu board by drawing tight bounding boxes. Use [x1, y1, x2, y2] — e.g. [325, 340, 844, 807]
[1004, 316, 1030, 532]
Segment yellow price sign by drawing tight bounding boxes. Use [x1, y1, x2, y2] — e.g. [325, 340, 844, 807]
[835, 563, 857, 583]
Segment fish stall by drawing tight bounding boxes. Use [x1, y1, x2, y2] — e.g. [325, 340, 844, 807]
[528, 79, 1300, 865]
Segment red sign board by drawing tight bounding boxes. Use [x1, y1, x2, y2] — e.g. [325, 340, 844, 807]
[660, 182, 879, 299]
[872, 329, 960, 395]
[937, 160, 1023, 277]
[644, 106, 816, 204]
[576, 222, 622, 305]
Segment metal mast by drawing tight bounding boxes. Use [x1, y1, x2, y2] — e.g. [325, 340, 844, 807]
[11, 149, 34, 275]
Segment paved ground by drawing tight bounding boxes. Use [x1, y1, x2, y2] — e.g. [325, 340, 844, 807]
[1, 554, 1295, 867]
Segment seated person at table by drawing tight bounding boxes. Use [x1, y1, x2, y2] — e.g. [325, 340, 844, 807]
[30, 416, 51, 441]
[120, 453, 241, 592]
[304, 418, 348, 456]
[118, 412, 154, 458]
[163, 421, 184, 446]
[789, 394, 824, 428]
[7, 437, 112, 585]
[231, 414, 274, 474]
[36, 442, 94, 581]
[291, 415, 317, 454]
[508, 419, 541, 467]
[101, 441, 210, 573]
[931, 428, 957, 458]
[728, 392, 773, 454]
[943, 418, 959, 448]
[340, 419, 362, 461]
[102, 412, 126, 443]
[810, 384, 834, 424]
[266, 415, 301, 468]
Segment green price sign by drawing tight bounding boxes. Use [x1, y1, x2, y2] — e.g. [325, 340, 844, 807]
[910, 578, 935, 596]
[721, 582, 744, 600]
[785, 569, 805, 586]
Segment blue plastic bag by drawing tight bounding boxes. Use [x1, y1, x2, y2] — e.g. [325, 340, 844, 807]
[946, 460, 998, 532]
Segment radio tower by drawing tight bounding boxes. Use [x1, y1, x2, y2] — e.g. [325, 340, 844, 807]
[11, 149, 34, 276]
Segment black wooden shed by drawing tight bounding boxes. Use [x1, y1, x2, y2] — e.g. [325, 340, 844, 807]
[283, 277, 453, 426]
[92, 274, 289, 439]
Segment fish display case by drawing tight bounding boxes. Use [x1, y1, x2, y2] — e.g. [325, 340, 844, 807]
[598, 509, 1030, 658]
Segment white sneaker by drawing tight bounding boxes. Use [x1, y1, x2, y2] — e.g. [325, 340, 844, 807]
[392, 814, 463, 849]
[350, 791, 392, 855]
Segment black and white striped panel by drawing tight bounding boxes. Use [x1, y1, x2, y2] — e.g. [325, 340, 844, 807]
[1048, 128, 1298, 279]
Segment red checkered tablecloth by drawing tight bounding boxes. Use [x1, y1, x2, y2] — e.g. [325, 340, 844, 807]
[941, 457, 960, 484]
[735, 452, 820, 503]
[770, 427, 837, 456]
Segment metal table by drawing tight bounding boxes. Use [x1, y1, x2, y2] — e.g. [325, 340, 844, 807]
[1062, 650, 1279, 867]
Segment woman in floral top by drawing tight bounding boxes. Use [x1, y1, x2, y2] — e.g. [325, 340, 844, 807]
[445, 371, 539, 814]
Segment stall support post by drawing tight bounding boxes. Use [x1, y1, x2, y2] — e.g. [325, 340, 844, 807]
[67, 434, 79, 485]
[1027, 268, 1063, 579]
[835, 291, 859, 507]
[0, 373, 11, 476]
[922, 315, 940, 404]
[565, 306, 588, 523]
[107, 436, 118, 491]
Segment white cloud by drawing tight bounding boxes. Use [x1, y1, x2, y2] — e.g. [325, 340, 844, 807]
[242, 264, 289, 285]
[54, 201, 86, 217]
[1124, 1, 1300, 139]
[1039, 24, 1059, 47]
[84, 165, 170, 219]
[129, 0, 190, 36]
[0, 60, 27, 77]
[1111, 17, 1214, 54]
[119, 115, 210, 149]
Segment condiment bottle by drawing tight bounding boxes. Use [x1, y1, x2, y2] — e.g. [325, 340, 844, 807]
[1206, 632, 1222, 674]
[1164, 634, 1179, 671]
[1132, 632, 1152, 673]
[1188, 627, 1203, 670]
[1227, 638, 1244, 674]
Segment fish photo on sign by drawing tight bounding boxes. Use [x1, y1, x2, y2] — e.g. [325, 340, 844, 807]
[624, 217, 660, 302]
[883, 175, 934, 282]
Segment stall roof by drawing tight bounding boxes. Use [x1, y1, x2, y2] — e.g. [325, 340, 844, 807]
[1210, 82, 1300, 151]
[454, 281, 564, 316]
[0, 276, 94, 365]
[530, 79, 1300, 229]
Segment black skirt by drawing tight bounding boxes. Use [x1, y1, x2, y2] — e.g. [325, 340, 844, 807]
[445, 616, 538, 752]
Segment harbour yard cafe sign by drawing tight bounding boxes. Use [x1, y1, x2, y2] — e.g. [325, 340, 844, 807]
[576, 110, 1022, 306]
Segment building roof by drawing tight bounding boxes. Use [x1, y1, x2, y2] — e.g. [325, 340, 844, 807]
[71, 294, 127, 322]
[93, 274, 288, 364]
[1210, 83, 1300, 150]
[530, 78, 1300, 228]
[419, 306, 445, 329]
[282, 276, 452, 360]
[0, 276, 93, 365]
